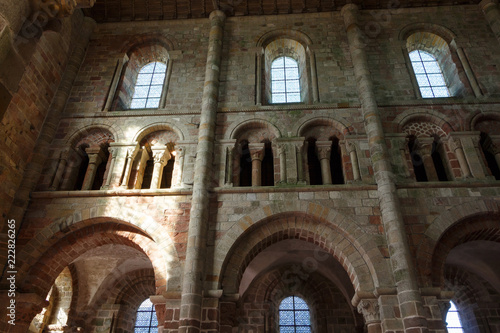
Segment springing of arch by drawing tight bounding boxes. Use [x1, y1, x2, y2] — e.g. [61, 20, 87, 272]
[134, 298, 159, 332]
[279, 296, 312, 333]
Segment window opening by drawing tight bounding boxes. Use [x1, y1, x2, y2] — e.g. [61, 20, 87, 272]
[134, 299, 158, 333]
[261, 142, 274, 186]
[330, 138, 344, 185]
[431, 140, 448, 181]
[409, 50, 450, 98]
[307, 139, 322, 185]
[408, 137, 428, 182]
[271, 57, 300, 103]
[74, 146, 89, 190]
[279, 296, 311, 333]
[446, 301, 464, 333]
[480, 133, 500, 180]
[239, 141, 252, 187]
[131, 62, 167, 109]
[141, 159, 154, 189]
[160, 156, 175, 188]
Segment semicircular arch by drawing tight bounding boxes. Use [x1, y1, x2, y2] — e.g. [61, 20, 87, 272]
[214, 203, 390, 294]
[226, 118, 282, 141]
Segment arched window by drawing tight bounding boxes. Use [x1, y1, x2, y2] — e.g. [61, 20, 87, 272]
[134, 298, 158, 332]
[409, 50, 450, 98]
[131, 62, 167, 109]
[279, 296, 311, 333]
[446, 301, 464, 333]
[271, 56, 301, 103]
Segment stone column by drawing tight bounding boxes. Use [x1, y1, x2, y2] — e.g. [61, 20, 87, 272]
[308, 47, 320, 103]
[419, 139, 439, 182]
[173, 145, 186, 188]
[346, 140, 361, 182]
[249, 143, 265, 187]
[179, 10, 225, 333]
[81, 147, 104, 190]
[342, 4, 428, 332]
[295, 141, 306, 185]
[316, 141, 332, 185]
[448, 137, 472, 179]
[49, 149, 69, 190]
[120, 147, 139, 189]
[256, 48, 264, 105]
[277, 143, 287, 183]
[357, 299, 382, 333]
[480, 0, 500, 43]
[150, 150, 169, 189]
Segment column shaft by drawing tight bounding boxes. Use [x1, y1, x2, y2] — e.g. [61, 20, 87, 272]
[252, 158, 262, 186]
[480, 0, 500, 43]
[178, 10, 226, 333]
[341, 4, 428, 332]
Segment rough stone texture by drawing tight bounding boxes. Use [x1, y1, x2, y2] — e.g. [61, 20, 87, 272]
[0, 2, 500, 333]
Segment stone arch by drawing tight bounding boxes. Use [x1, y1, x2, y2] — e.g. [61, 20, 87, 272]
[227, 118, 281, 141]
[398, 23, 457, 46]
[89, 268, 156, 332]
[296, 116, 352, 140]
[394, 109, 455, 135]
[66, 125, 118, 148]
[469, 111, 500, 134]
[415, 199, 500, 287]
[256, 29, 313, 48]
[133, 122, 187, 143]
[16, 207, 182, 293]
[215, 203, 389, 295]
[120, 34, 176, 54]
[18, 224, 162, 296]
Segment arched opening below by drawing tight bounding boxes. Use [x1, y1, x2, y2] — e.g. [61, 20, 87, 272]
[134, 298, 159, 332]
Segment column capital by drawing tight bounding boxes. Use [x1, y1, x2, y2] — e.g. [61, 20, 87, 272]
[248, 143, 265, 161]
[345, 139, 357, 153]
[357, 299, 380, 324]
[316, 141, 332, 160]
[447, 136, 463, 151]
[209, 9, 226, 21]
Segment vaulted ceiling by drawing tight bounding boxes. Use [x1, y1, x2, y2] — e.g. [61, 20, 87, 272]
[84, 0, 481, 22]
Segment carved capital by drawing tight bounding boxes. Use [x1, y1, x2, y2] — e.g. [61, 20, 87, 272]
[345, 140, 357, 154]
[316, 141, 332, 160]
[248, 143, 265, 161]
[448, 137, 463, 151]
[277, 144, 286, 155]
[357, 299, 380, 324]
[153, 152, 167, 165]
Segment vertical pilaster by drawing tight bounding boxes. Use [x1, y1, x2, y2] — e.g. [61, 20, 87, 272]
[346, 140, 361, 182]
[448, 136, 472, 179]
[49, 149, 69, 190]
[341, 4, 428, 333]
[179, 10, 226, 333]
[103, 147, 118, 188]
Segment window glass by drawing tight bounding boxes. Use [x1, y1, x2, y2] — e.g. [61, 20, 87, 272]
[446, 301, 464, 333]
[279, 296, 311, 333]
[131, 62, 167, 109]
[271, 57, 301, 103]
[134, 299, 158, 333]
[409, 50, 450, 98]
